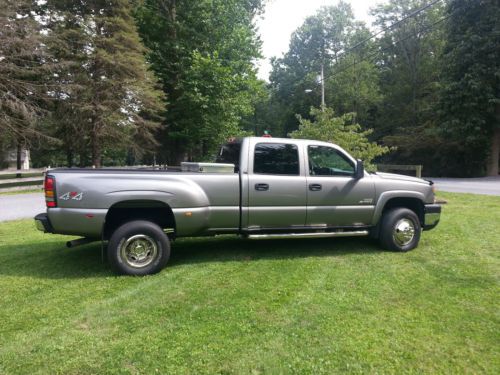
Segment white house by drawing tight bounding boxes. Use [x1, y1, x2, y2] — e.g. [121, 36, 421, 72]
[3, 148, 31, 170]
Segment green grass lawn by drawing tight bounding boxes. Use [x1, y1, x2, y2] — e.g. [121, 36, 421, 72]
[0, 192, 498, 374]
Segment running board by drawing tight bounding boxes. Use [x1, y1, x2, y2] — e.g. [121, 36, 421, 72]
[247, 230, 369, 240]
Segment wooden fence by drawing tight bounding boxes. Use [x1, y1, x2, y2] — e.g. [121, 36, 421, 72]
[377, 164, 423, 178]
[0, 169, 45, 192]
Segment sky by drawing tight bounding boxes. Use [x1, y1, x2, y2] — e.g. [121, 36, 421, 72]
[255, 0, 388, 81]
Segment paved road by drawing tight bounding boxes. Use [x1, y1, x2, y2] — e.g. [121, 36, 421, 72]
[431, 177, 500, 196]
[0, 177, 498, 222]
[0, 193, 45, 222]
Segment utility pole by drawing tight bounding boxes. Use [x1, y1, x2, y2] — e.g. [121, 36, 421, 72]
[305, 63, 326, 110]
[320, 63, 325, 111]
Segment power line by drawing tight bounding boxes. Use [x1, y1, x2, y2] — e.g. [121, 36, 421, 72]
[320, 1, 465, 84]
[346, 0, 444, 55]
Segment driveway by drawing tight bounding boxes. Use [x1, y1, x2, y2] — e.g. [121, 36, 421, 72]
[430, 177, 500, 196]
[0, 193, 45, 222]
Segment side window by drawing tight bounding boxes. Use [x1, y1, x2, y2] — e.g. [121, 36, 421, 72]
[254, 143, 300, 175]
[216, 141, 241, 172]
[308, 145, 354, 176]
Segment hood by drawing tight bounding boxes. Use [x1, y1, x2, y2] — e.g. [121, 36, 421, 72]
[374, 172, 429, 185]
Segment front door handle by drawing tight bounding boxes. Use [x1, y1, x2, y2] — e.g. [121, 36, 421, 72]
[309, 183, 322, 191]
[255, 183, 269, 191]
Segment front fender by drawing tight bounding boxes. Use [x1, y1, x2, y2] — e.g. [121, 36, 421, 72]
[371, 190, 426, 225]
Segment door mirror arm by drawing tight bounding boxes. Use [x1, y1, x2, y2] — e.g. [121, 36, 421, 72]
[355, 159, 364, 179]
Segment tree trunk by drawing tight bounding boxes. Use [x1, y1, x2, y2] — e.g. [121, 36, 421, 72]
[487, 127, 500, 176]
[16, 141, 22, 178]
[320, 63, 325, 111]
[201, 140, 207, 159]
[79, 152, 86, 168]
[66, 149, 74, 167]
[91, 132, 101, 168]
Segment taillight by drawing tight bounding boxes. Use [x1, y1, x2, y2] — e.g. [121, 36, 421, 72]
[45, 176, 57, 208]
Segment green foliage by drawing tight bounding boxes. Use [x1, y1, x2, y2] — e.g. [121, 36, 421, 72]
[240, 82, 290, 137]
[135, 0, 264, 163]
[0, 0, 51, 147]
[268, 3, 381, 136]
[287, 1, 354, 70]
[324, 26, 382, 127]
[369, 0, 446, 171]
[42, 0, 165, 167]
[437, 0, 500, 176]
[270, 0, 498, 176]
[2, 0, 497, 176]
[290, 107, 389, 169]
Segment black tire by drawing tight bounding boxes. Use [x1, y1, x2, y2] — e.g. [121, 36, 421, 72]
[107, 220, 170, 276]
[379, 208, 421, 252]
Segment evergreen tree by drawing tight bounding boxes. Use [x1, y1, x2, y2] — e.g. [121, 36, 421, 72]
[0, 0, 51, 168]
[46, 0, 165, 167]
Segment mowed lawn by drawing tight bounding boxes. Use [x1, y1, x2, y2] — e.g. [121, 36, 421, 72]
[0, 193, 498, 374]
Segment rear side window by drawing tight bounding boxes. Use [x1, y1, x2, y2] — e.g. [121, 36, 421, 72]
[216, 141, 241, 172]
[254, 143, 299, 175]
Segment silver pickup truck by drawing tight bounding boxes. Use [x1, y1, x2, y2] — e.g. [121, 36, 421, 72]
[35, 137, 441, 275]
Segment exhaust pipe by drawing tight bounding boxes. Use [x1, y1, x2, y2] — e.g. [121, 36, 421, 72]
[66, 238, 96, 248]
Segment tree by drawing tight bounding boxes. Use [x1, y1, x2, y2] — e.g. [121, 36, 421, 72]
[0, 0, 51, 169]
[324, 24, 382, 127]
[269, 3, 380, 135]
[135, 0, 264, 163]
[45, 0, 165, 167]
[438, 0, 500, 176]
[241, 81, 290, 138]
[370, 0, 446, 173]
[290, 107, 389, 170]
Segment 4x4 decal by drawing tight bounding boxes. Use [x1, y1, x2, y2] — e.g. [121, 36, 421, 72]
[59, 192, 83, 201]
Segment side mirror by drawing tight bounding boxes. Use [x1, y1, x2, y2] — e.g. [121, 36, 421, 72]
[355, 159, 364, 179]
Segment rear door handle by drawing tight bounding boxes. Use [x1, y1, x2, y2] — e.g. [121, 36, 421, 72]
[309, 183, 322, 191]
[255, 183, 269, 191]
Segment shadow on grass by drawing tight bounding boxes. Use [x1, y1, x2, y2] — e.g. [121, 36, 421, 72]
[0, 240, 109, 279]
[170, 236, 379, 266]
[0, 236, 380, 279]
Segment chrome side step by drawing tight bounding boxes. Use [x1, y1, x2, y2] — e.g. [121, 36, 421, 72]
[247, 230, 369, 240]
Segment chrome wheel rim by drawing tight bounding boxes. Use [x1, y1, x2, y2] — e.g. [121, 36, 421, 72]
[120, 234, 158, 268]
[392, 218, 416, 246]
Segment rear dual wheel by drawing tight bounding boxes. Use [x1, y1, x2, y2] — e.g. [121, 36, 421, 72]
[108, 220, 170, 276]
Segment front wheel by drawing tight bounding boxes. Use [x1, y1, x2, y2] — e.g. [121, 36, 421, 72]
[108, 220, 170, 276]
[379, 208, 421, 252]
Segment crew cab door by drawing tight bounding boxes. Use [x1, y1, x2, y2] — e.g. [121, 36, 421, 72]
[246, 141, 307, 228]
[306, 144, 375, 227]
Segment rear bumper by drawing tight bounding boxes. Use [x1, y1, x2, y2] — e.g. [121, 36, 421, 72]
[423, 204, 441, 230]
[34, 213, 54, 233]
